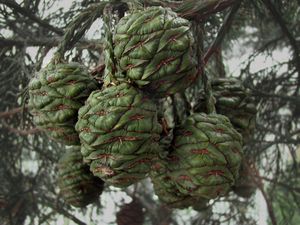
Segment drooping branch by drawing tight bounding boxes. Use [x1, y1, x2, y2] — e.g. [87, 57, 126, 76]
[140, 0, 237, 19]
[0, 0, 63, 35]
[0, 37, 104, 50]
[249, 163, 278, 225]
[261, 0, 300, 94]
[203, 0, 241, 64]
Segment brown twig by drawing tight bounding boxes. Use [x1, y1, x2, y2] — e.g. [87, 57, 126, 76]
[0, 107, 24, 118]
[247, 162, 278, 225]
[2, 121, 40, 135]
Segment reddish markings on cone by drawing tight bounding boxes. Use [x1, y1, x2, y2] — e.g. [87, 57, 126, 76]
[97, 154, 116, 160]
[66, 80, 77, 85]
[47, 76, 55, 83]
[182, 130, 193, 136]
[125, 64, 135, 70]
[168, 35, 178, 42]
[151, 162, 162, 170]
[35, 91, 48, 96]
[208, 170, 224, 176]
[80, 127, 91, 133]
[129, 114, 145, 121]
[56, 104, 71, 110]
[115, 92, 125, 98]
[127, 158, 152, 169]
[178, 175, 192, 181]
[106, 136, 139, 143]
[94, 166, 114, 176]
[214, 128, 224, 133]
[157, 57, 176, 69]
[95, 110, 107, 116]
[191, 149, 210, 154]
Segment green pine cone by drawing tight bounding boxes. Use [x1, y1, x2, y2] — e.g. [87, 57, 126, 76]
[113, 7, 197, 97]
[57, 146, 104, 207]
[28, 63, 98, 145]
[75, 83, 162, 187]
[168, 113, 243, 199]
[195, 78, 257, 141]
[150, 157, 208, 209]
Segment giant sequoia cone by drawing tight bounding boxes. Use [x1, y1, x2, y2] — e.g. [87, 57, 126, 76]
[75, 83, 162, 187]
[28, 63, 98, 145]
[168, 113, 243, 199]
[151, 159, 209, 209]
[195, 78, 256, 141]
[116, 198, 144, 225]
[57, 146, 104, 207]
[113, 6, 197, 97]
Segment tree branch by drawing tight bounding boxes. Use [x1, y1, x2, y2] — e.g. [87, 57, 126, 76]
[0, 107, 23, 118]
[203, 0, 241, 64]
[0, 37, 104, 50]
[261, 0, 300, 94]
[0, 0, 63, 35]
[140, 0, 237, 20]
[249, 163, 278, 225]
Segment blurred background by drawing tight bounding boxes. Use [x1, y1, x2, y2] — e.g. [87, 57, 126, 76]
[0, 0, 299, 225]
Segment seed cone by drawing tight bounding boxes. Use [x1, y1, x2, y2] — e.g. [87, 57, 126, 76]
[150, 157, 209, 209]
[195, 78, 256, 141]
[57, 146, 104, 207]
[113, 6, 198, 97]
[28, 62, 98, 145]
[75, 83, 162, 187]
[169, 113, 243, 199]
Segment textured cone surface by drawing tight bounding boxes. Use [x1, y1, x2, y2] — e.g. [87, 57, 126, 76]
[150, 157, 208, 209]
[75, 83, 162, 187]
[169, 113, 243, 199]
[232, 163, 256, 198]
[116, 198, 144, 225]
[57, 146, 104, 207]
[195, 78, 257, 141]
[113, 7, 197, 97]
[28, 63, 98, 145]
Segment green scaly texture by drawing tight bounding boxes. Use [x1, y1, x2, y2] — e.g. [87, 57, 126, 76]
[196, 78, 257, 141]
[169, 113, 243, 199]
[28, 63, 98, 145]
[75, 83, 162, 187]
[57, 146, 104, 207]
[150, 157, 208, 209]
[113, 6, 197, 97]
